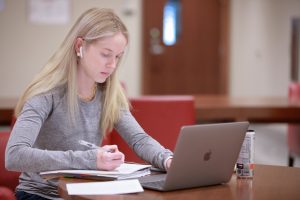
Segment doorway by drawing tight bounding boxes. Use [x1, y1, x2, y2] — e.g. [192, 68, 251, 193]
[142, 0, 230, 95]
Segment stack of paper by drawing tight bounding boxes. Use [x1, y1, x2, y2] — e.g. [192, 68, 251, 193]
[40, 163, 151, 181]
[66, 179, 144, 195]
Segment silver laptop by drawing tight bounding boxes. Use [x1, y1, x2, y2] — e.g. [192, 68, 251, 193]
[139, 121, 249, 191]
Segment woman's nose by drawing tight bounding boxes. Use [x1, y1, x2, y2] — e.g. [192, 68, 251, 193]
[106, 57, 116, 69]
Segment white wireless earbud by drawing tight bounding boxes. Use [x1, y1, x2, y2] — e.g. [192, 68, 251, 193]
[79, 47, 83, 58]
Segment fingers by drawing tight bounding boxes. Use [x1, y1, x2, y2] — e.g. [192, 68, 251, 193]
[96, 145, 125, 171]
[102, 144, 118, 153]
[102, 151, 124, 162]
[101, 151, 124, 170]
[166, 158, 172, 171]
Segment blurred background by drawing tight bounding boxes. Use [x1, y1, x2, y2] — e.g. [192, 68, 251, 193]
[0, 0, 300, 167]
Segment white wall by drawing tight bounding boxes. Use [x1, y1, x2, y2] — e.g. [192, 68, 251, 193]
[0, 0, 141, 98]
[1, 0, 299, 98]
[230, 0, 300, 97]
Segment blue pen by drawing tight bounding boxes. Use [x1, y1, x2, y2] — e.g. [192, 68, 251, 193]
[78, 140, 114, 153]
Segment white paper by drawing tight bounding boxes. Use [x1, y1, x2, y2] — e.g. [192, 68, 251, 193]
[40, 163, 151, 176]
[66, 179, 144, 195]
[28, 0, 70, 24]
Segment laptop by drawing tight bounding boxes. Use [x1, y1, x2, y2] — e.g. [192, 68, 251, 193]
[139, 121, 249, 191]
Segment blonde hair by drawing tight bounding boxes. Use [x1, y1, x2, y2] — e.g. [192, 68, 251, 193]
[15, 8, 129, 135]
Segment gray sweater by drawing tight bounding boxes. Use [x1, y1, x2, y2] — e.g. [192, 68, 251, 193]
[5, 86, 173, 199]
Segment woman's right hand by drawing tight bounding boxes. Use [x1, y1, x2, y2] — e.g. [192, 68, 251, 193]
[96, 145, 125, 171]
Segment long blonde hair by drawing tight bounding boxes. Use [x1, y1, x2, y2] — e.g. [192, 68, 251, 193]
[15, 8, 129, 135]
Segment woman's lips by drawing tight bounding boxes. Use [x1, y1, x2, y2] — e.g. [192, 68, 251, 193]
[100, 72, 110, 76]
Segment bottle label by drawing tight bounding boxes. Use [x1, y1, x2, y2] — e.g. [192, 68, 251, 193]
[236, 130, 255, 178]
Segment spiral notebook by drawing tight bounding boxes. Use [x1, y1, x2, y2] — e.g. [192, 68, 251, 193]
[40, 163, 151, 181]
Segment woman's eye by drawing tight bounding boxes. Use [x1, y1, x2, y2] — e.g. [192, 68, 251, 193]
[101, 53, 111, 57]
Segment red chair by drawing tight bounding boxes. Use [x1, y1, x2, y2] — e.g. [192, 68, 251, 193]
[0, 131, 20, 200]
[0, 186, 15, 200]
[101, 132, 112, 146]
[111, 95, 196, 163]
[287, 82, 300, 166]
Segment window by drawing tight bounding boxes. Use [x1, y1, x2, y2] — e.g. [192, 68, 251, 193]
[163, 0, 181, 46]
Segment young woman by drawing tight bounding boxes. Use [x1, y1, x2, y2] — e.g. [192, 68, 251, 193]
[5, 8, 173, 200]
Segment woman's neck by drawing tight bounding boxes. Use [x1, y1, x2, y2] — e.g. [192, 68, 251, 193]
[77, 82, 97, 102]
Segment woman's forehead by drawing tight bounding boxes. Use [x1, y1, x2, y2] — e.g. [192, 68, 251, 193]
[90, 33, 127, 52]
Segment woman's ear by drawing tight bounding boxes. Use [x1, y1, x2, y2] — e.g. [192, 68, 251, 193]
[75, 37, 84, 57]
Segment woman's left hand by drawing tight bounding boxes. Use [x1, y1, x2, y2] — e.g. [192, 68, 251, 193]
[166, 158, 172, 171]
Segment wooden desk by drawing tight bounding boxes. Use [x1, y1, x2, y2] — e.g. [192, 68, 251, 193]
[58, 164, 300, 200]
[1, 96, 300, 125]
[194, 95, 300, 123]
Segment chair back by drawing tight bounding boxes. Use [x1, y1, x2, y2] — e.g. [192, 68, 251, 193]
[111, 95, 196, 163]
[0, 186, 16, 200]
[101, 132, 112, 146]
[288, 82, 300, 156]
[0, 131, 20, 190]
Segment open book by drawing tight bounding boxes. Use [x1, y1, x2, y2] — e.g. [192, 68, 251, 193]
[40, 163, 151, 181]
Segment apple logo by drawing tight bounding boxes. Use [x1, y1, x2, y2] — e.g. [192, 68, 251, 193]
[203, 150, 212, 161]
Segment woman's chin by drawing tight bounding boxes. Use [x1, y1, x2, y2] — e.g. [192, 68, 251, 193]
[96, 78, 107, 84]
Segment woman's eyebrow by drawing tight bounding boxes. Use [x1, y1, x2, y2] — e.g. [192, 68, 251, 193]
[103, 48, 124, 56]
